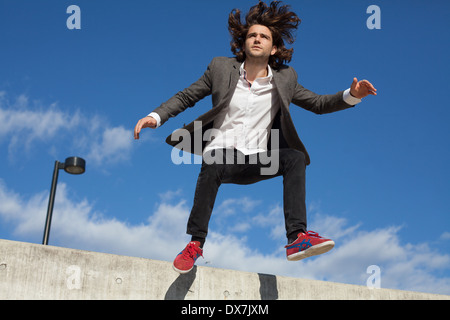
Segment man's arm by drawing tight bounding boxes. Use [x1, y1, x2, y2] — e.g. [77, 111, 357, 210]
[289, 68, 376, 114]
[151, 60, 214, 125]
[134, 59, 215, 140]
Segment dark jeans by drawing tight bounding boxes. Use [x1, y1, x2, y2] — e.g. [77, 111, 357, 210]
[187, 148, 307, 242]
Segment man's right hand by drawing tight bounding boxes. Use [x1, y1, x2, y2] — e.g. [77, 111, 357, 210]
[134, 116, 157, 140]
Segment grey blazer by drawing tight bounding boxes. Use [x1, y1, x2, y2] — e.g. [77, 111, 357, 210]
[152, 56, 354, 165]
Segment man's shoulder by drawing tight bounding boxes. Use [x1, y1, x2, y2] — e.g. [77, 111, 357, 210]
[272, 63, 297, 84]
[273, 63, 294, 74]
[206, 57, 296, 80]
[202, 57, 241, 79]
[211, 56, 239, 63]
[209, 56, 241, 69]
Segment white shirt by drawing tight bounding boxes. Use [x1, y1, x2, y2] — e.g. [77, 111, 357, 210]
[149, 63, 361, 155]
[203, 63, 278, 155]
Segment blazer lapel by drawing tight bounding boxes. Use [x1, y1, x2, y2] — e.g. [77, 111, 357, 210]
[212, 59, 240, 111]
[272, 67, 293, 114]
[228, 59, 241, 90]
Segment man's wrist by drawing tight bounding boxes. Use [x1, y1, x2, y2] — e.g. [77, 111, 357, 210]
[147, 112, 161, 127]
[343, 88, 362, 105]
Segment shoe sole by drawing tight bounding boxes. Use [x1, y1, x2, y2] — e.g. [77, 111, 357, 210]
[287, 240, 335, 261]
[172, 264, 193, 274]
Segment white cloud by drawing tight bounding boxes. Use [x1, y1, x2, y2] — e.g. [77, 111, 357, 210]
[216, 197, 261, 216]
[440, 231, 450, 241]
[87, 126, 133, 165]
[0, 100, 81, 154]
[0, 179, 190, 260]
[0, 180, 449, 295]
[157, 189, 184, 202]
[252, 204, 285, 240]
[0, 92, 133, 167]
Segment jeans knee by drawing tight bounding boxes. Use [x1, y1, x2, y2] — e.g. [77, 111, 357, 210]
[199, 161, 225, 181]
[292, 150, 306, 163]
[281, 149, 306, 168]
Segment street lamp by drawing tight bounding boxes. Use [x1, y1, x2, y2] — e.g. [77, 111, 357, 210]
[42, 156, 86, 245]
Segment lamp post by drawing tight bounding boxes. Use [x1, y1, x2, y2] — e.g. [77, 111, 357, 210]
[42, 156, 86, 245]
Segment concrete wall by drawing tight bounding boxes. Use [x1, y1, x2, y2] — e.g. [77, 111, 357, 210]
[1, 239, 448, 300]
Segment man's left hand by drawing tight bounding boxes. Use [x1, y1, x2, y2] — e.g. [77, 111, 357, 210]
[350, 77, 377, 99]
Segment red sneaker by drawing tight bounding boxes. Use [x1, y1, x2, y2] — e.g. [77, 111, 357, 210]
[285, 231, 335, 261]
[173, 241, 203, 274]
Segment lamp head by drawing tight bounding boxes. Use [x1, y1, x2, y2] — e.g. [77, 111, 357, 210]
[63, 157, 86, 175]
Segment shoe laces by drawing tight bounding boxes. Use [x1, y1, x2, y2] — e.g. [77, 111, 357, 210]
[305, 231, 323, 238]
[286, 231, 324, 248]
[183, 242, 203, 259]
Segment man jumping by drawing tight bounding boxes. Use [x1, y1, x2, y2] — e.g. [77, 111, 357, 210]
[134, 1, 376, 274]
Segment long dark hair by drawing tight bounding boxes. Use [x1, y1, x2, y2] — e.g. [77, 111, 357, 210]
[228, 1, 301, 69]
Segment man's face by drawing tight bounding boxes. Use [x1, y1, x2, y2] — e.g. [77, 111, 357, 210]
[244, 24, 277, 61]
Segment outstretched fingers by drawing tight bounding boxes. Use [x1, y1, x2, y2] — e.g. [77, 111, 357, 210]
[360, 79, 377, 95]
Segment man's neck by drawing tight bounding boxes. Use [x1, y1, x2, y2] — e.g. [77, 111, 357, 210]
[243, 58, 269, 83]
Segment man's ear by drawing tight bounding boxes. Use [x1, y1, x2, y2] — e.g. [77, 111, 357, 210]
[271, 46, 277, 55]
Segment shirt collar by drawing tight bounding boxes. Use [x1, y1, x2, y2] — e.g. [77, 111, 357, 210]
[239, 62, 273, 81]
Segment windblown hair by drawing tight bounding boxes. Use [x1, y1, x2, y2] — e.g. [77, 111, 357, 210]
[228, 1, 301, 69]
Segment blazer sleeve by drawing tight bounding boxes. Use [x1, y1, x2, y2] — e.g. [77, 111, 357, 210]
[289, 68, 354, 115]
[151, 59, 214, 126]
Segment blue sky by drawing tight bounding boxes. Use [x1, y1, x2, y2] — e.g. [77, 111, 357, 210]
[1, 0, 449, 295]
